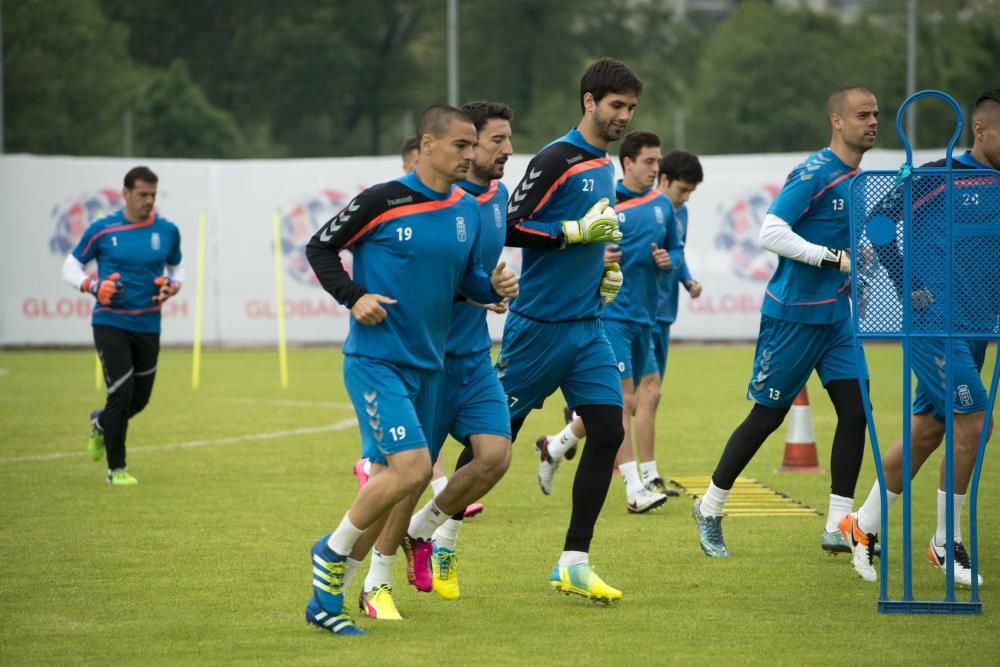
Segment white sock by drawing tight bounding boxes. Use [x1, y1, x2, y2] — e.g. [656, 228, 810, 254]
[327, 513, 364, 556]
[935, 489, 966, 545]
[639, 460, 661, 483]
[431, 475, 448, 497]
[699, 481, 729, 517]
[857, 482, 899, 535]
[432, 518, 462, 551]
[825, 494, 854, 533]
[342, 557, 363, 591]
[363, 549, 395, 591]
[547, 423, 580, 461]
[362, 459, 372, 476]
[408, 499, 449, 541]
[619, 462, 644, 498]
[557, 550, 588, 567]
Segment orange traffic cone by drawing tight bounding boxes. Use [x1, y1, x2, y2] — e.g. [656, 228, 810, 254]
[777, 387, 823, 473]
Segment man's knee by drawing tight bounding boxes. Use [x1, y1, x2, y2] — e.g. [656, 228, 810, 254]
[639, 377, 661, 410]
[471, 439, 511, 482]
[392, 451, 432, 493]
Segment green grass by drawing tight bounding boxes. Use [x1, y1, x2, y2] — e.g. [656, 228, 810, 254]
[1, 344, 997, 665]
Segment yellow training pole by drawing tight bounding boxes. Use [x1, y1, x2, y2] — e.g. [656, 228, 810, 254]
[272, 211, 289, 389]
[191, 213, 207, 388]
[95, 354, 103, 390]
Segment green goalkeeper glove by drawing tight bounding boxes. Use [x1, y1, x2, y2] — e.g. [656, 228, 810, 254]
[562, 198, 622, 244]
[599, 262, 623, 304]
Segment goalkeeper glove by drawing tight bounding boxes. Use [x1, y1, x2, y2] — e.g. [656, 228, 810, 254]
[562, 198, 622, 244]
[820, 248, 851, 273]
[81, 272, 122, 305]
[153, 276, 180, 303]
[599, 262, 623, 305]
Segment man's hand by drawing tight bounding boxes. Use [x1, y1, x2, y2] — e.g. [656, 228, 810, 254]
[351, 293, 397, 325]
[911, 287, 935, 310]
[562, 198, 622, 244]
[604, 243, 622, 264]
[651, 242, 671, 270]
[484, 299, 509, 314]
[491, 261, 519, 299]
[820, 248, 851, 273]
[685, 279, 703, 298]
[599, 262, 623, 305]
[152, 276, 180, 303]
[82, 272, 122, 306]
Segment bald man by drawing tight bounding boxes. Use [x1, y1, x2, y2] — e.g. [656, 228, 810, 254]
[840, 89, 1000, 586]
[693, 87, 879, 559]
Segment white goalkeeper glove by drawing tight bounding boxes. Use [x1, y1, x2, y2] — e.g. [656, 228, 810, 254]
[599, 262, 623, 304]
[820, 248, 851, 273]
[563, 198, 622, 244]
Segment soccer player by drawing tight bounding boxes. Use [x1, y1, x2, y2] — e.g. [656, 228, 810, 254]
[353, 101, 516, 619]
[692, 87, 878, 558]
[840, 88, 1000, 585]
[499, 57, 641, 603]
[401, 136, 419, 173]
[636, 150, 705, 495]
[303, 105, 518, 635]
[62, 166, 183, 486]
[535, 130, 679, 514]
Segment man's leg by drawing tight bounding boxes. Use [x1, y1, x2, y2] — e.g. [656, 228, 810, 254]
[92, 325, 138, 484]
[820, 379, 868, 552]
[614, 378, 666, 513]
[536, 416, 585, 495]
[634, 371, 676, 496]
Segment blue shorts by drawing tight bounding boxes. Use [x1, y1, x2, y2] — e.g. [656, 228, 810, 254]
[911, 338, 990, 422]
[747, 315, 868, 408]
[343, 355, 442, 465]
[651, 321, 671, 380]
[430, 350, 511, 463]
[603, 318, 657, 384]
[497, 313, 623, 420]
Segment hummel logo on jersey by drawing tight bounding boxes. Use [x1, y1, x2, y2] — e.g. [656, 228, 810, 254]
[566, 155, 583, 165]
[511, 190, 527, 203]
[319, 200, 361, 242]
[529, 168, 542, 179]
[762, 351, 772, 361]
[364, 390, 377, 402]
[387, 196, 413, 206]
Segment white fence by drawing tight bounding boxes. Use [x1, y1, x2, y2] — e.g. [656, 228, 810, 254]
[0, 148, 943, 346]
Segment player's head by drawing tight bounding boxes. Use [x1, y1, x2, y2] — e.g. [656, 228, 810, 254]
[827, 86, 878, 154]
[416, 105, 477, 184]
[971, 88, 1000, 170]
[657, 150, 703, 208]
[619, 130, 661, 191]
[580, 58, 642, 144]
[401, 137, 420, 173]
[461, 101, 514, 182]
[122, 166, 158, 221]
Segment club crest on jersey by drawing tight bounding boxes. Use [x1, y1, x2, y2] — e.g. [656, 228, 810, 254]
[151, 232, 161, 250]
[493, 203, 503, 227]
[654, 206, 665, 225]
[456, 216, 467, 242]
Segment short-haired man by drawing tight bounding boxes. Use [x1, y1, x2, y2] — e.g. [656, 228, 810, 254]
[500, 57, 642, 602]
[303, 105, 517, 635]
[63, 166, 183, 486]
[401, 137, 420, 173]
[693, 87, 879, 559]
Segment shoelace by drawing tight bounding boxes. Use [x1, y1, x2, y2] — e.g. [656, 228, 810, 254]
[864, 533, 878, 566]
[953, 542, 972, 569]
[704, 516, 724, 542]
[437, 552, 455, 578]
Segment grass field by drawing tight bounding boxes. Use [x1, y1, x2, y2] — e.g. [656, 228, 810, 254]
[1, 343, 997, 665]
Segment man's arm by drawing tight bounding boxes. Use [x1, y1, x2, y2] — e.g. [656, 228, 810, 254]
[758, 213, 850, 272]
[305, 192, 384, 308]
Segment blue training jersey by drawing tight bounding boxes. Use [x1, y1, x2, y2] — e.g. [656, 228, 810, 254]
[603, 181, 678, 326]
[656, 202, 691, 324]
[71, 210, 182, 335]
[446, 179, 509, 356]
[306, 171, 497, 371]
[762, 147, 857, 324]
[873, 150, 1000, 333]
[505, 127, 615, 322]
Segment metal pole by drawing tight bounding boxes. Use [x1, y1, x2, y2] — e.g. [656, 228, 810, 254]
[123, 109, 133, 157]
[906, 0, 918, 146]
[0, 0, 5, 154]
[447, 0, 458, 107]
